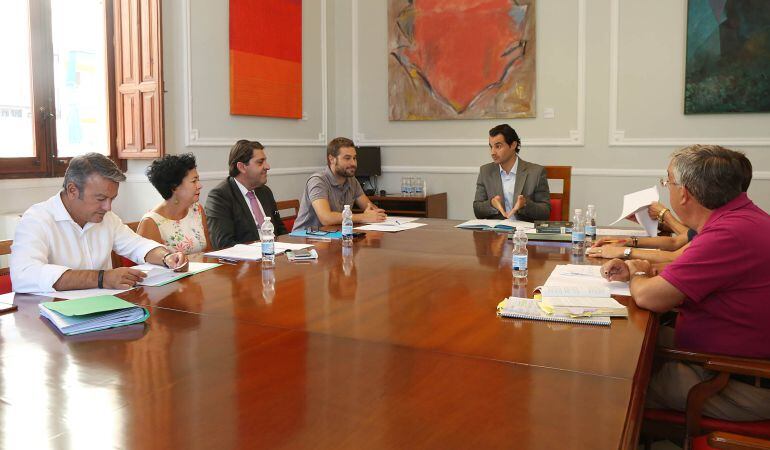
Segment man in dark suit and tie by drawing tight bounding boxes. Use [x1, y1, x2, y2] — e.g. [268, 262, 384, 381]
[204, 140, 287, 249]
[473, 124, 551, 222]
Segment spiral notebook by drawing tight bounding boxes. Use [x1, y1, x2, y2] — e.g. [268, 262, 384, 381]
[496, 297, 611, 326]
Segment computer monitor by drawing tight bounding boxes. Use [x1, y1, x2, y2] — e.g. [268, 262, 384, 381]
[355, 146, 381, 177]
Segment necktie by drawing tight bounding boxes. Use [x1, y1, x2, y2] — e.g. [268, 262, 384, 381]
[245, 191, 265, 226]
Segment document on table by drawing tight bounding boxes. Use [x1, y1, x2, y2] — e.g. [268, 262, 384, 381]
[610, 186, 660, 237]
[39, 295, 149, 336]
[204, 242, 313, 261]
[382, 216, 420, 224]
[355, 222, 427, 232]
[597, 228, 649, 237]
[38, 287, 134, 301]
[544, 264, 631, 296]
[132, 262, 221, 287]
[455, 219, 535, 232]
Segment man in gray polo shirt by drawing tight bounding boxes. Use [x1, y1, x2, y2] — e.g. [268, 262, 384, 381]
[293, 137, 387, 231]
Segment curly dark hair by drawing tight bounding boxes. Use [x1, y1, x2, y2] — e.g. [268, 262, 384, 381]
[145, 153, 198, 200]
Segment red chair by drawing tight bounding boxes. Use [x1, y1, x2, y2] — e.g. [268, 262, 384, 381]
[643, 347, 770, 450]
[545, 166, 571, 221]
[0, 239, 11, 294]
[694, 432, 770, 450]
[111, 221, 140, 268]
[276, 199, 300, 232]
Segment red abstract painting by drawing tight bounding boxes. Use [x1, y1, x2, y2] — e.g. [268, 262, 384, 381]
[230, 0, 302, 118]
[389, 0, 536, 120]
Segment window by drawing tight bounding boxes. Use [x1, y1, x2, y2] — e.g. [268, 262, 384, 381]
[0, 0, 164, 179]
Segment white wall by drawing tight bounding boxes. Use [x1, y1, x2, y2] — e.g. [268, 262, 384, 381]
[1, 0, 768, 238]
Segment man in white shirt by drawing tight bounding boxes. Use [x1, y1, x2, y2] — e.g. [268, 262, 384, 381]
[10, 153, 188, 293]
[204, 140, 287, 250]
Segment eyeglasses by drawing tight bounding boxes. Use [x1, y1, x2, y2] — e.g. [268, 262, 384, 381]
[658, 177, 680, 188]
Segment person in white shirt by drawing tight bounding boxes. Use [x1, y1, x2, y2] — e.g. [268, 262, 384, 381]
[10, 153, 188, 293]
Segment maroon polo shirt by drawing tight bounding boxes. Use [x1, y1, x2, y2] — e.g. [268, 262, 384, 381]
[660, 193, 770, 358]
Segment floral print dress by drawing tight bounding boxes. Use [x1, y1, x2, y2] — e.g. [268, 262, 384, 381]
[142, 202, 207, 255]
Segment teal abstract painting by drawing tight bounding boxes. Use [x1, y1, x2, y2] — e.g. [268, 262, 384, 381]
[685, 0, 770, 114]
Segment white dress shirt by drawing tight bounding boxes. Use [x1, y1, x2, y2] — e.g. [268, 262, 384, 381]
[499, 157, 519, 213]
[10, 192, 161, 293]
[233, 177, 267, 227]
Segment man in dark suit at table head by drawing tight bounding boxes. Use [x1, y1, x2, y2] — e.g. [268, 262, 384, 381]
[601, 145, 770, 421]
[204, 139, 287, 249]
[473, 124, 551, 222]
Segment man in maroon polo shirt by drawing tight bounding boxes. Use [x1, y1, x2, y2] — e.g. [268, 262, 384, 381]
[601, 145, 770, 421]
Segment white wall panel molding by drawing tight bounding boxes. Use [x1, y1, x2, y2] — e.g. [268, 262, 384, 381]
[608, 0, 770, 147]
[352, 0, 586, 147]
[181, 0, 328, 148]
[382, 166, 770, 179]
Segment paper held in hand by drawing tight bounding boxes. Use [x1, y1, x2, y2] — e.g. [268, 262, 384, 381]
[610, 186, 660, 237]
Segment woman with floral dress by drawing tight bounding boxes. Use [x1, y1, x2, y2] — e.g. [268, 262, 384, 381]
[137, 153, 211, 254]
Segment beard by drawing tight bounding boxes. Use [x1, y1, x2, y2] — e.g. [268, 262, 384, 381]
[333, 163, 356, 178]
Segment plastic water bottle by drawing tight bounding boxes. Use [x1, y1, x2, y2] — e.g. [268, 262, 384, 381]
[512, 229, 528, 278]
[414, 177, 423, 196]
[259, 217, 275, 267]
[342, 205, 354, 246]
[400, 177, 407, 196]
[585, 204, 597, 246]
[571, 208, 585, 255]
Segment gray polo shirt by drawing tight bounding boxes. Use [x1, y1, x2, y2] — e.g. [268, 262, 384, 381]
[292, 166, 365, 231]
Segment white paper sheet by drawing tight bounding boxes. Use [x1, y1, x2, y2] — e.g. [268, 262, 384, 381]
[132, 262, 220, 286]
[355, 223, 427, 232]
[205, 242, 313, 261]
[610, 186, 660, 237]
[0, 292, 15, 304]
[597, 228, 649, 237]
[381, 216, 420, 224]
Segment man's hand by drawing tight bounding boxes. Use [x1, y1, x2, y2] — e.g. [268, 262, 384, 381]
[600, 259, 630, 282]
[490, 195, 507, 216]
[165, 252, 189, 272]
[591, 237, 628, 248]
[104, 267, 147, 289]
[360, 203, 387, 223]
[511, 195, 526, 216]
[647, 201, 666, 220]
[586, 245, 625, 259]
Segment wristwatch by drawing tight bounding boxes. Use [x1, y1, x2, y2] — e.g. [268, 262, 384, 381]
[632, 271, 648, 278]
[621, 248, 632, 260]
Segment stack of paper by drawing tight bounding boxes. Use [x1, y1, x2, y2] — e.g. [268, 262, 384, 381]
[204, 242, 313, 261]
[539, 285, 627, 317]
[545, 264, 631, 296]
[39, 295, 149, 336]
[497, 297, 611, 326]
[456, 219, 534, 232]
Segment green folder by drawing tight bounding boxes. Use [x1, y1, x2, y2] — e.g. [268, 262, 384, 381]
[40, 295, 149, 336]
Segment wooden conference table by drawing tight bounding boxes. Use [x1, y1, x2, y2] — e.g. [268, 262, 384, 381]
[0, 219, 657, 449]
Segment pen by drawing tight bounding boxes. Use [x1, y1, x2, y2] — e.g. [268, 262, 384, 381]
[218, 258, 238, 265]
[306, 237, 331, 242]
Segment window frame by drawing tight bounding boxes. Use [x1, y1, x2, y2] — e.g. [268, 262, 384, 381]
[0, 0, 164, 179]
